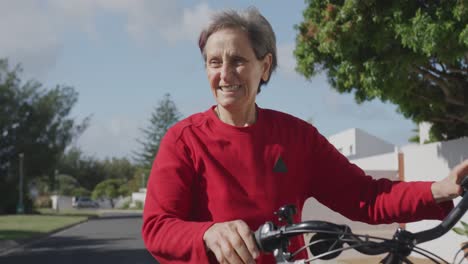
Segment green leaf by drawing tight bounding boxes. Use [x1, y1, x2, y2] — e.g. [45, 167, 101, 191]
[461, 221, 468, 231]
[453, 227, 467, 236]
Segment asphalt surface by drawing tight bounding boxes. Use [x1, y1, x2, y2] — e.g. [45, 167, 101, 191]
[0, 212, 158, 264]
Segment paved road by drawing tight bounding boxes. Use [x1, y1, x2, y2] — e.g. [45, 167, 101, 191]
[0, 212, 157, 264]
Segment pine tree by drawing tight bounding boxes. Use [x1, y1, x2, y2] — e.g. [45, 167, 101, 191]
[134, 93, 181, 168]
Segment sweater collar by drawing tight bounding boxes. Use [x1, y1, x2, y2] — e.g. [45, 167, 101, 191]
[205, 104, 264, 135]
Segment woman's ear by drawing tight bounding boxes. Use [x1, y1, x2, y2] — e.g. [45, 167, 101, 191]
[261, 53, 273, 82]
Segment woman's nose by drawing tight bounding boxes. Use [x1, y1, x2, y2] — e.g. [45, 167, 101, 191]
[220, 64, 234, 82]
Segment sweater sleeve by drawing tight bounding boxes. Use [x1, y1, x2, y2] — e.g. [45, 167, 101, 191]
[142, 129, 214, 263]
[306, 126, 453, 224]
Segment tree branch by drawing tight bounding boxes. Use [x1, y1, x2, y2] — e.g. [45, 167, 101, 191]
[444, 65, 468, 75]
[415, 66, 465, 106]
[428, 63, 467, 81]
[428, 117, 453, 124]
[429, 115, 468, 125]
[446, 114, 468, 125]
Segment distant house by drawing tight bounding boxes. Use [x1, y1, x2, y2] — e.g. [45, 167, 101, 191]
[301, 125, 468, 261]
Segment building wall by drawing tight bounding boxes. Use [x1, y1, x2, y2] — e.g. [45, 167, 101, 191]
[328, 128, 395, 160]
[351, 152, 399, 171]
[131, 188, 147, 208]
[328, 128, 357, 157]
[51, 195, 73, 210]
[354, 128, 395, 159]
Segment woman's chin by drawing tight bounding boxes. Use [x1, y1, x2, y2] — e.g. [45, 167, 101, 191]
[216, 98, 239, 108]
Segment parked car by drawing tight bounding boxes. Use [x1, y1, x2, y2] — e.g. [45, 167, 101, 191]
[72, 197, 99, 208]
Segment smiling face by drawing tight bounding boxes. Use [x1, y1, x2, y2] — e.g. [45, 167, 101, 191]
[204, 28, 272, 112]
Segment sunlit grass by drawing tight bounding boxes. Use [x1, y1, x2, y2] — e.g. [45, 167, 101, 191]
[0, 214, 87, 241]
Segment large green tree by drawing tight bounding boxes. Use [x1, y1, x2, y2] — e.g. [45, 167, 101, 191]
[100, 157, 136, 181]
[92, 178, 129, 208]
[134, 93, 181, 169]
[56, 147, 104, 191]
[0, 59, 88, 213]
[295, 0, 468, 141]
[57, 147, 137, 192]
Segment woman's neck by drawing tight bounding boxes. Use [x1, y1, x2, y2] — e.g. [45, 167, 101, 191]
[215, 105, 257, 127]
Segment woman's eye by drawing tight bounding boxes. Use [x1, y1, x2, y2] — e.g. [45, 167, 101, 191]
[209, 60, 221, 67]
[232, 57, 246, 66]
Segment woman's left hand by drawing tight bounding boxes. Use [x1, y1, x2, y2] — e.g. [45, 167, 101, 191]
[432, 159, 468, 203]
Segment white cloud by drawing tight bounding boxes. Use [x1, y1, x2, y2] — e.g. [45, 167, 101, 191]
[47, 0, 211, 44]
[48, 0, 99, 36]
[161, 2, 214, 43]
[0, 0, 214, 78]
[0, 0, 60, 78]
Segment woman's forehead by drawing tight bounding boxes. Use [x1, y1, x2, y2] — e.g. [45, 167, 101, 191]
[204, 28, 254, 57]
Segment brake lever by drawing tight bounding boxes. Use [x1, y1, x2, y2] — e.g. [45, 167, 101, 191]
[274, 204, 297, 225]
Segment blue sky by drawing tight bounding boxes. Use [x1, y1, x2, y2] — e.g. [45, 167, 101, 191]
[1, 0, 415, 159]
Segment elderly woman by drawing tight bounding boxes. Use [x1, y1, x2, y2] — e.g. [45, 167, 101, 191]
[142, 7, 468, 264]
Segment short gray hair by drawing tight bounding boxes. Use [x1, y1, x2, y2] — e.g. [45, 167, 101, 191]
[198, 7, 277, 92]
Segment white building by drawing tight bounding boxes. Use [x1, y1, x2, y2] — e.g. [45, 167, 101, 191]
[301, 126, 468, 262]
[131, 188, 147, 208]
[327, 128, 395, 159]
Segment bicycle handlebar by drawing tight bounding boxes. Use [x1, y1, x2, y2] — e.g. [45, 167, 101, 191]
[413, 176, 468, 244]
[254, 176, 468, 262]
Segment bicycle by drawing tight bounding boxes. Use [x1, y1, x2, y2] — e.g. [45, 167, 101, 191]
[254, 178, 468, 264]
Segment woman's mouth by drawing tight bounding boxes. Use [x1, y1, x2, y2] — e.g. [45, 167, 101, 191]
[219, 85, 241, 92]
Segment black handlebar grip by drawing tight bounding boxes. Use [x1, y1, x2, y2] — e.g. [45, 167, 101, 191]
[254, 222, 278, 253]
[254, 226, 267, 252]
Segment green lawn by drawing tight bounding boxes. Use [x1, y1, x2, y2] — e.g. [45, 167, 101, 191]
[0, 214, 88, 241]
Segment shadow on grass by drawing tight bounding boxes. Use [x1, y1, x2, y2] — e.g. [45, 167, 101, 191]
[37, 213, 99, 219]
[0, 231, 44, 241]
[35, 209, 100, 218]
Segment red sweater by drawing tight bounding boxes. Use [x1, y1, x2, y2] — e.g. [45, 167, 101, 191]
[142, 106, 453, 263]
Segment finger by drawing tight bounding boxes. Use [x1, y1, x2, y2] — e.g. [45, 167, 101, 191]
[219, 234, 243, 264]
[236, 222, 259, 259]
[210, 244, 226, 264]
[229, 231, 255, 264]
[455, 160, 468, 184]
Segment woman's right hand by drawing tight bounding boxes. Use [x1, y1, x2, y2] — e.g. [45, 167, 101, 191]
[203, 220, 259, 264]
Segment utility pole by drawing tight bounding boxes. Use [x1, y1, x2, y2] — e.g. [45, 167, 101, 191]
[55, 169, 60, 212]
[17, 153, 24, 214]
